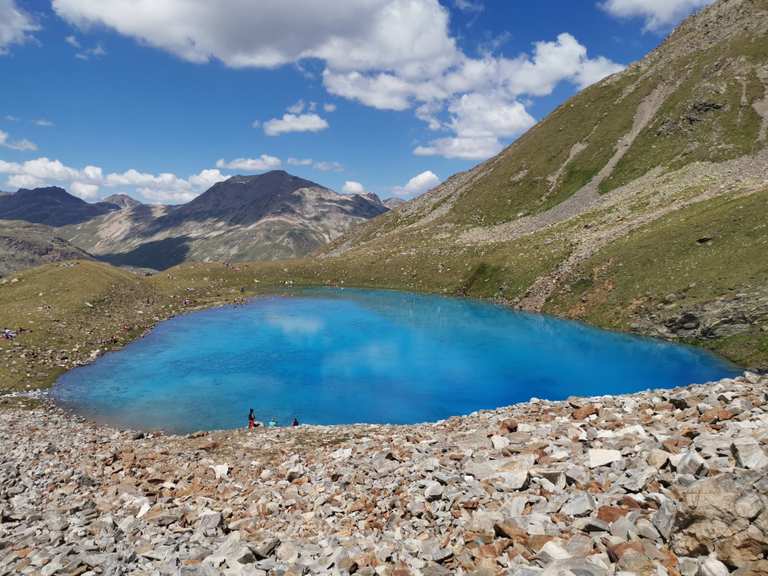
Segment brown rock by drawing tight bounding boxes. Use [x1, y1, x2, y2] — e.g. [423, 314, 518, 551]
[572, 405, 599, 420]
[608, 541, 644, 562]
[597, 506, 629, 523]
[499, 419, 518, 433]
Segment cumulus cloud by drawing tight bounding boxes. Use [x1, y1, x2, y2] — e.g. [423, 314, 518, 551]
[323, 103, 337, 112]
[0, 157, 229, 203]
[392, 170, 440, 198]
[71, 181, 100, 199]
[326, 33, 622, 158]
[52, 0, 457, 73]
[262, 113, 329, 136]
[600, 0, 714, 31]
[286, 157, 343, 172]
[313, 161, 343, 172]
[286, 158, 313, 167]
[0, 0, 39, 55]
[215, 155, 282, 171]
[0, 129, 37, 151]
[342, 180, 366, 194]
[50, 0, 623, 161]
[415, 93, 535, 159]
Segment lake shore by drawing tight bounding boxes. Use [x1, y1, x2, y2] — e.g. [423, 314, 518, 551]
[1, 261, 765, 399]
[1, 372, 766, 575]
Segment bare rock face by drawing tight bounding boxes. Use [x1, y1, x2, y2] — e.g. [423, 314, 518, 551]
[673, 472, 768, 567]
[0, 220, 93, 276]
[54, 171, 390, 270]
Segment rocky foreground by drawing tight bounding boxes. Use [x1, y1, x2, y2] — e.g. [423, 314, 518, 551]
[1, 374, 767, 576]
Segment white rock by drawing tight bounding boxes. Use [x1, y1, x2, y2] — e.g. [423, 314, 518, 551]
[732, 439, 768, 470]
[210, 464, 229, 480]
[491, 435, 511, 450]
[587, 449, 622, 468]
[676, 450, 707, 477]
[424, 480, 444, 501]
[331, 447, 353, 460]
[538, 541, 571, 563]
[698, 555, 729, 576]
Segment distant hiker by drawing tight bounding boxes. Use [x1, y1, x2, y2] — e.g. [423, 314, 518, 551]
[248, 408, 256, 430]
[292, 417, 299, 427]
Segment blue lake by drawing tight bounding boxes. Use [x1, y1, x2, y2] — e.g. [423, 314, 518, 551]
[53, 288, 740, 433]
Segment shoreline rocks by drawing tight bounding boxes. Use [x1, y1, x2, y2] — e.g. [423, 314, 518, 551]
[0, 373, 766, 575]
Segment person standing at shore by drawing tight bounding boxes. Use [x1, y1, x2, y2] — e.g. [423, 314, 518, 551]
[248, 408, 256, 430]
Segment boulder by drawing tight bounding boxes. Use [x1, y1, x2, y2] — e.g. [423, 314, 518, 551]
[672, 473, 768, 566]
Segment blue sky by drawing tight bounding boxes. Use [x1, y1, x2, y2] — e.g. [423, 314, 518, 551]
[0, 0, 713, 203]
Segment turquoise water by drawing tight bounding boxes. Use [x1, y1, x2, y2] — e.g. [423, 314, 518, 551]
[53, 288, 739, 433]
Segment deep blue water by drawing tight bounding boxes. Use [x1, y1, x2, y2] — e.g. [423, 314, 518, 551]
[52, 288, 739, 433]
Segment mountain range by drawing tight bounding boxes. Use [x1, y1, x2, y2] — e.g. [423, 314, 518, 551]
[0, 171, 389, 270]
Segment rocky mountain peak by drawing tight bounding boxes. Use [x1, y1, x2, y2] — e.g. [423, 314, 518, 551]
[103, 194, 143, 210]
[0, 186, 119, 227]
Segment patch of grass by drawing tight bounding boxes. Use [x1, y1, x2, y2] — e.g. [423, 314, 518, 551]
[602, 36, 768, 193]
[702, 328, 768, 371]
[545, 188, 768, 367]
[444, 70, 651, 226]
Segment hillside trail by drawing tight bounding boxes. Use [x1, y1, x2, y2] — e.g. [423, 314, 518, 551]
[515, 149, 768, 311]
[458, 84, 670, 246]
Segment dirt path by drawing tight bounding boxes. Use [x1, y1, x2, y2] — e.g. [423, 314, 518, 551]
[458, 85, 671, 246]
[515, 150, 768, 311]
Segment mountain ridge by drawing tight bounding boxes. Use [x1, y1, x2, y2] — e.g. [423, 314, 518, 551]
[0, 172, 389, 271]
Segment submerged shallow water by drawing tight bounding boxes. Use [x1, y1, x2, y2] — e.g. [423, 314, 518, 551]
[53, 288, 739, 433]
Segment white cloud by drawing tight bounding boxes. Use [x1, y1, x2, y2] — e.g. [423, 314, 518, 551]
[65, 34, 80, 48]
[263, 113, 329, 136]
[286, 100, 306, 114]
[323, 103, 337, 112]
[188, 168, 227, 190]
[34, 118, 55, 127]
[0, 157, 97, 195]
[0, 0, 39, 55]
[392, 170, 440, 198]
[287, 158, 313, 166]
[342, 180, 365, 194]
[600, 0, 713, 31]
[414, 93, 535, 160]
[52, 0, 457, 73]
[50, 0, 623, 161]
[215, 155, 282, 171]
[313, 161, 343, 172]
[71, 181, 100, 199]
[453, 0, 483, 12]
[6, 173, 44, 189]
[326, 33, 621, 159]
[0, 157, 230, 203]
[287, 157, 343, 172]
[0, 129, 37, 151]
